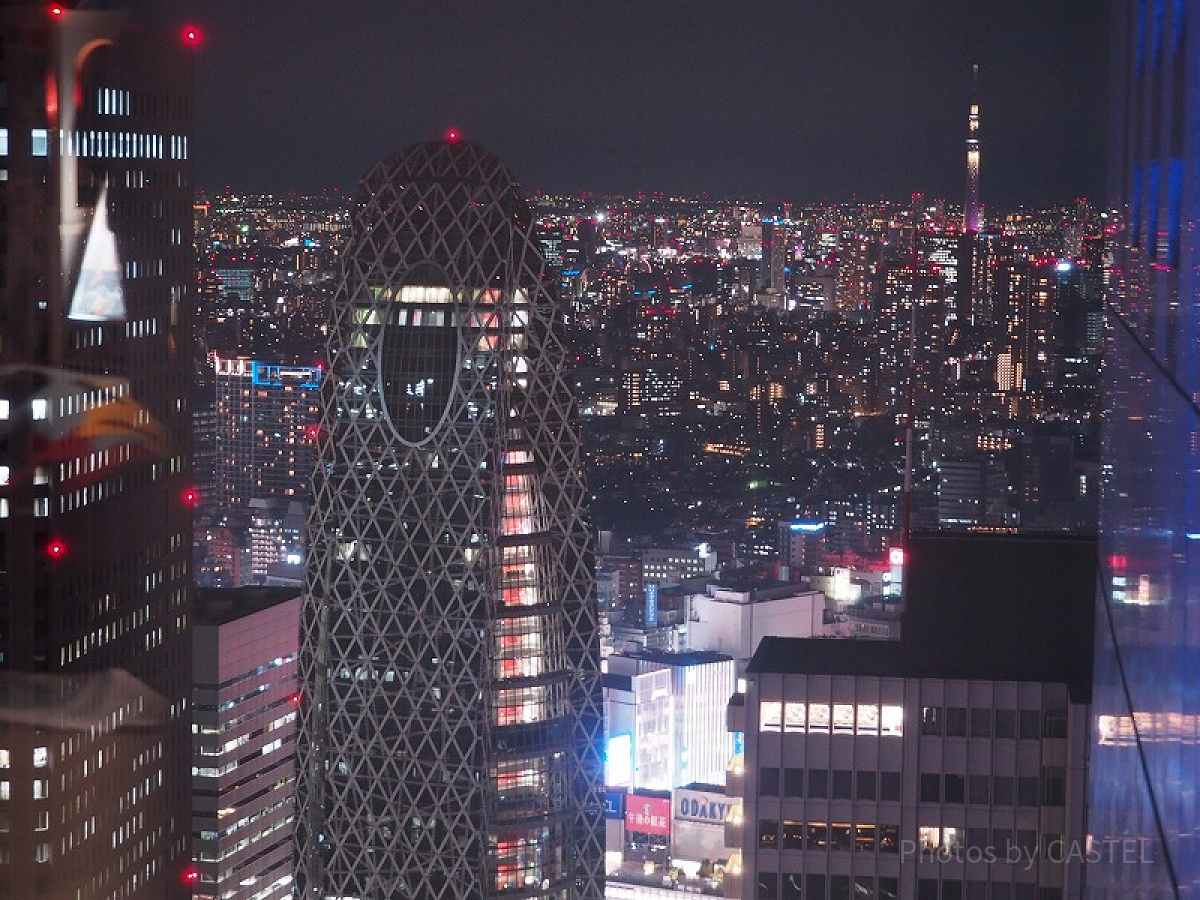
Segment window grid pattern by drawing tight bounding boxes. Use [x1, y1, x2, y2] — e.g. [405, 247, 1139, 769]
[747, 676, 1075, 900]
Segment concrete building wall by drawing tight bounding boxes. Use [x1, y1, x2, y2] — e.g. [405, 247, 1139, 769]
[689, 592, 826, 660]
[728, 673, 1088, 900]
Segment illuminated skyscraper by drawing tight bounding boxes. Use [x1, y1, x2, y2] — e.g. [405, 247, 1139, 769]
[210, 356, 321, 509]
[296, 138, 605, 900]
[0, 5, 195, 898]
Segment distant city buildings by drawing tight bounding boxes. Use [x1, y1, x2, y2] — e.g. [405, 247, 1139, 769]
[197, 182, 1105, 573]
[191, 357, 318, 587]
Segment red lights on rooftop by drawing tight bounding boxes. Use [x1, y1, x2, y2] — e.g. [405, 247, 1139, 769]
[445, 128, 461, 143]
[181, 25, 202, 46]
[48, 4, 65, 18]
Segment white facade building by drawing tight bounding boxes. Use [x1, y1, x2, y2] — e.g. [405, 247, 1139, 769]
[604, 650, 737, 790]
[687, 581, 827, 662]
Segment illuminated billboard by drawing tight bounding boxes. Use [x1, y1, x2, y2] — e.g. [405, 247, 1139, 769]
[624, 795, 671, 837]
[606, 733, 632, 787]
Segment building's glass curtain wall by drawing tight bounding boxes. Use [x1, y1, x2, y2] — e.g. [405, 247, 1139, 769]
[0, 8, 194, 900]
[296, 140, 604, 900]
[1090, 2, 1200, 897]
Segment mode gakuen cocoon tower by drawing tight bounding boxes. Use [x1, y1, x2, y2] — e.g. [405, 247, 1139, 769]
[296, 137, 605, 900]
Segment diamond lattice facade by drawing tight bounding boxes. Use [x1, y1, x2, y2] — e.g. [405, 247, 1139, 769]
[296, 139, 605, 900]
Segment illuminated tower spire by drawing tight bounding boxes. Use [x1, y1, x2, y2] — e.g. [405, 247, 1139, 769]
[964, 64, 981, 233]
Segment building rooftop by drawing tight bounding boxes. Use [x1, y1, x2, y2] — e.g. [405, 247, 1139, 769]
[622, 648, 734, 667]
[749, 533, 1096, 702]
[601, 673, 633, 692]
[195, 586, 300, 627]
[679, 782, 726, 794]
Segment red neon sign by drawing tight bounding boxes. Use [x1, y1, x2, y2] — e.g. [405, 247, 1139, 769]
[624, 796, 671, 836]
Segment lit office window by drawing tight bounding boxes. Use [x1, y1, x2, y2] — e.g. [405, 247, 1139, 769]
[783, 702, 806, 732]
[833, 704, 855, 733]
[808, 703, 830, 732]
[760, 701, 782, 731]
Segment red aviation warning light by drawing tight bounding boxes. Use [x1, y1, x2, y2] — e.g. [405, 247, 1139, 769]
[182, 865, 200, 885]
[182, 25, 202, 46]
[49, 4, 65, 18]
[182, 487, 200, 506]
[290, 692, 303, 707]
[45, 538, 68, 560]
[445, 128, 460, 143]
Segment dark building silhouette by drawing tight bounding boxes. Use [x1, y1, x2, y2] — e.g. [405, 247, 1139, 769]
[0, 5, 195, 898]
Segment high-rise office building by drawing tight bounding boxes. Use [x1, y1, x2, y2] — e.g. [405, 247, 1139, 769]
[296, 138, 605, 900]
[759, 219, 787, 295]
[1089, 2, 1200, 897]
[0, 6, 194, 899]
[726, 535, 1096, 900]
[210, 356, 321, 510]
[193, 588, 300, 900]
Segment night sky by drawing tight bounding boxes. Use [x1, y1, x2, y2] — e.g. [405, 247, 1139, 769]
[131, 1, 1110, 207]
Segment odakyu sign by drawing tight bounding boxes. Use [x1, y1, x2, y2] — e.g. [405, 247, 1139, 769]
[674, 787, 730, 825]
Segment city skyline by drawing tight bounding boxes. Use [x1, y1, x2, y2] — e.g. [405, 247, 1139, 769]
[130, 0, 1109, 207]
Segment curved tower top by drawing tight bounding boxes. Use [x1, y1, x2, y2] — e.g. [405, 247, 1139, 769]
[297, 137, 605, 900]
